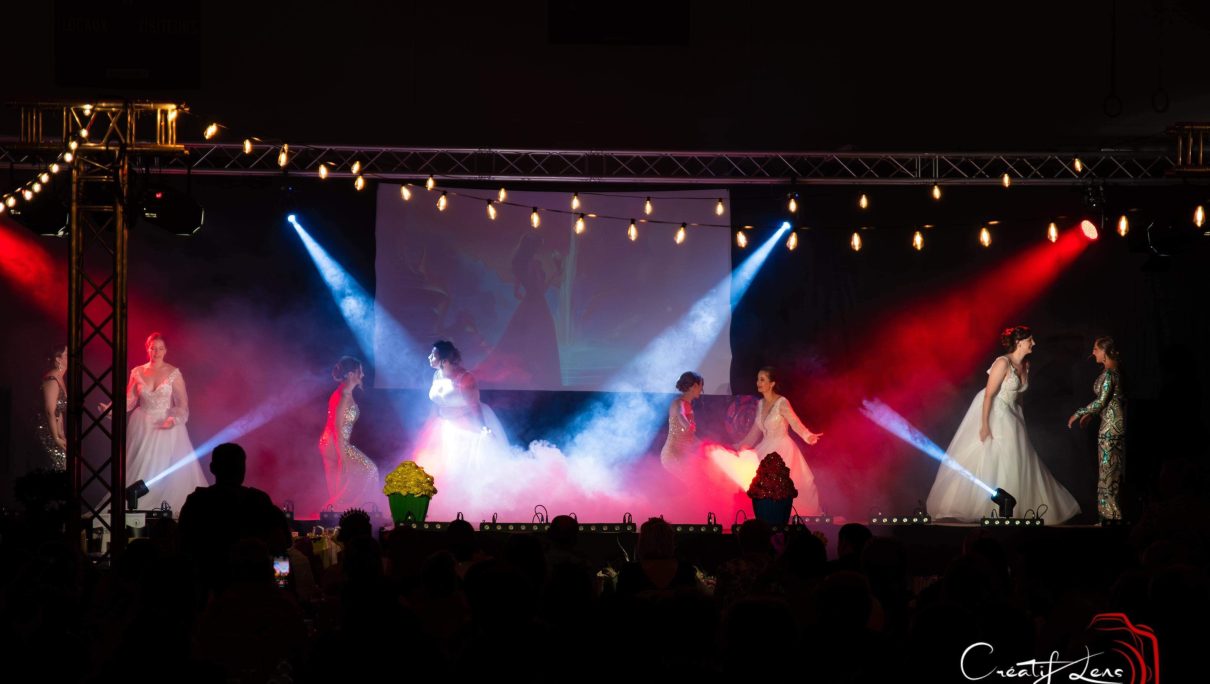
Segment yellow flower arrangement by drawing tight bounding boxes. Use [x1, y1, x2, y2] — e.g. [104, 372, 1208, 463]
[383, 461, 437, 498]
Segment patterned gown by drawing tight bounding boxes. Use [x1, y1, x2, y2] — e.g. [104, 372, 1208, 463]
[660, 398, 699, 471]
[318, 390, 382, 511]
[36, 374, 67, 471]
[1074, 368, 1125, 520]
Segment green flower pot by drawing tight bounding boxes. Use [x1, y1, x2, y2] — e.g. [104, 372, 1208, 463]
[388, 493, 430, 524]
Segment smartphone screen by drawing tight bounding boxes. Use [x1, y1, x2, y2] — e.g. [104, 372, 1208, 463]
[273, 555, 290, 588]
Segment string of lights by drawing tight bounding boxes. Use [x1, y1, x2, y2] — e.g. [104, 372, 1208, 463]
[6, 107, 1206, 252]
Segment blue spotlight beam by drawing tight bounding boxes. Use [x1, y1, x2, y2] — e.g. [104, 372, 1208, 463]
[145, 381, 320, 488]
[859, 398, 997, 496]
[605, 222, 792, 394]
[289, 214, 424, 378]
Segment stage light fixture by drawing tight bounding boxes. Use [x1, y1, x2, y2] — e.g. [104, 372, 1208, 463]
[125, 480, 150, 510]
[981, 516, 1043, 527]
[870, 511, 931, 526]
[138, 186, 205, 236]
[990, 488, 1017, 518]
[1080, 219, 1099, 240]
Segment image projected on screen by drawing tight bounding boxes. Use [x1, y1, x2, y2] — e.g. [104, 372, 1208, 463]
[374, 188, 733, 393]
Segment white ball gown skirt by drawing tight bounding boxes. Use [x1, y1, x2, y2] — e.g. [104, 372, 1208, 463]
[927, 389, 1081, 523]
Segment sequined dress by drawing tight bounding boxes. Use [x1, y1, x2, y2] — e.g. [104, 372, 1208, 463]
[1074, 368, 1125, 520]
[126, 365, 209, 512]
[927, 357, 1081, 523]
[660, 398, 699, 470]
[319, 390, 382, 511]
[36, 374, 67, 471]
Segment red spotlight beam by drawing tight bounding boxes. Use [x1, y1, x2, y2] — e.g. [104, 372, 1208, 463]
[801, 228, 1092, 511]
[0, 218, 67, 318]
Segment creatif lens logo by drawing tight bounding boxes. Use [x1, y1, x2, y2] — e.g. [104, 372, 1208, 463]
[959, 613, 1159, 684]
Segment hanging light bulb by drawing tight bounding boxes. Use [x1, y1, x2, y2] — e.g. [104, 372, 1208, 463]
[498, 187, 507, 202]
[850, 232, 863, 252]
[78, 128, 89, 140]
[4, 196, 15, 207]
[979, 226, 992, 247]
[788, 194, 798, 213]
[486, 201, 497, 220]
[1117, 215, 1129, 237]
[1195, 205, 1206, 228]
[931, 183, 942, 200]
[318, 164, 329, 180]
[354, 175, 365, 191]
[736, 230, 748, 248]
[1073, 158, 1084, 173]
[574, 214, 586, 234]
[530, 208, 540, 228]
[277, 144, 289, 168]
[62, 152, 74, 163]
[243, 139, 253, 154]
[425, 175, 436, 191]
[571, 192, 581, 210]
[786, 231, 798, 251]
[39, 173, 50, 184]
[22, 189, 34, 201]
[50, 163, 60, 174]
[1001, 173, 1012, 188]
[437, 191, 448, 211]
[32, 182, 42, 193]
[628, 219, 638, 241]
[716, 198, 725, 216]
[859, 193, 869, 210]
[1047, 222, 1058, 243]
[644, 197, 653, 215]
[203, 123, 219, 140]
[675, 223, 687, 244]
[400, 185, 412, 201]
[68, 140, 79, 151]
[912, 230, 924, 251]
[351, 160, 361, 175]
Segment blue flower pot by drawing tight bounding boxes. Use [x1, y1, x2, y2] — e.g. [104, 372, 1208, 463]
[752, 497, 792, 525]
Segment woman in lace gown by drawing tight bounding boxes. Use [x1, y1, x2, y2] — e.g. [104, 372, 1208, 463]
[318, 356, 381, 511]
[660, 371, 703, 473]
[37, 345, 68, 471]
[734, 367, 824, 515]
[1068, 336, 1125, 521]
[122, 333, 208, 512]
[927, 326, 1081, 523]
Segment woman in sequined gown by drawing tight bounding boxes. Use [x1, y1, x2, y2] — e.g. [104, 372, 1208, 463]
[119, 333, 209, 512]
[660, 372, 704, 473]
[928, 326, 1081, 523]
[1068, 336, 1125, 521]
[734, 367, 824, 515]
[37, 345, 68, 471]
[319, 356, 382, 511]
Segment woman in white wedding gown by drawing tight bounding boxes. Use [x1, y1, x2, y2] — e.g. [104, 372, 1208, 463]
[927, 326, 1081, 523]
[120, 333, 208, 512]
[414, 340, 510, 517]
[734, 367, 825, 515]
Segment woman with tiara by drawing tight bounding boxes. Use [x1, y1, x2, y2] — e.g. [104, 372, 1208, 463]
[318, 356, 382, 510]
[927, 326, 1081, 523]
